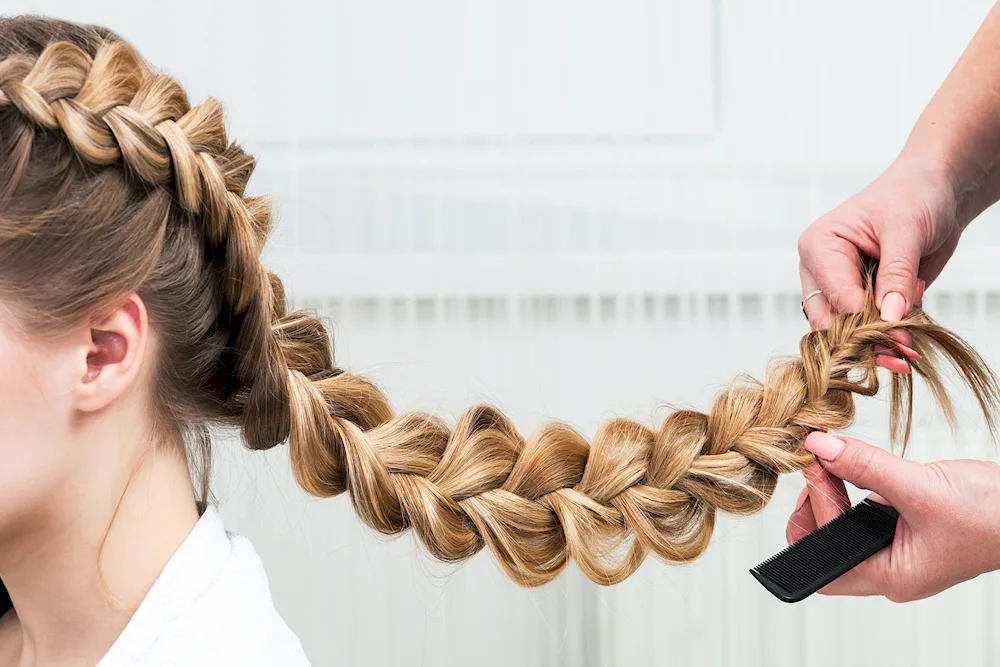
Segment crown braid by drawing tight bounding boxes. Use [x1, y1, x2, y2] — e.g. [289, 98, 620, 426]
[0, 40, 268, 311]
[0, 37, 291, 450]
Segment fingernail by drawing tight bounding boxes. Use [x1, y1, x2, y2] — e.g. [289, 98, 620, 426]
[887, 328, 911, 345]
[873, 344, 900, 358]
[880, 291, 906, 322]
[896, 343, 922, 360]
[915, 280, 925, 306]
[804, 432, 846, 462]
[795, 487, 809, 511]
[876, 355, 912, 374]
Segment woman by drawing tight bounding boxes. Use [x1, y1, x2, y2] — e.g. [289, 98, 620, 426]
[0, 17, 314, 667]
[791, 1, 1000, 600]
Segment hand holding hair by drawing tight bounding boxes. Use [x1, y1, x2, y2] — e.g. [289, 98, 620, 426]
[798, 0, 1000, 375]
[788, 1, 1000, 599]
[796, 156, 956, 333]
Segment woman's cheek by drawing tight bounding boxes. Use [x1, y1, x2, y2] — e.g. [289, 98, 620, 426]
[0, 346, 71, 533]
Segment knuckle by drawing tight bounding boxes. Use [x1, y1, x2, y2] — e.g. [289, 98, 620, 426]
[825, 288, 861, 315]
[880, 572, 917, 603]
[878, 258, 917, 289]
[797, 225, 826, 262]
[797, 232, 813, 259]
[924, 461, 950, 488]
[847, 446, 879, 489]
[927, 460, 1000, 506]
[896, 200, 939, 240]
[883, 587, 913, 604]
[924, 461, 967, 500]
[980, 460, 1000, 483]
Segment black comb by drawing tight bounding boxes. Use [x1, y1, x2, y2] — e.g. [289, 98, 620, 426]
[750, 498, 899, 602]
[0, 581, 9, 617]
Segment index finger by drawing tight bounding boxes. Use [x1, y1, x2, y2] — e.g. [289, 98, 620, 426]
[802, 462, 880, 597]
[800, 264, 836, 330]
[799, 232, 867, 315]
[803, 461, 851, 526]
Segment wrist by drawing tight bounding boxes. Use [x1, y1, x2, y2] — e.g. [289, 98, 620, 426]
[896, 136, 997, 231]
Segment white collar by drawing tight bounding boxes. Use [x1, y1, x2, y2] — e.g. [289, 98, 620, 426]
[98, 505, 233, 665]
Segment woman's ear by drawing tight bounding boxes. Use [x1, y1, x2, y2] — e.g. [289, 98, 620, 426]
[74, 294, 148, 413]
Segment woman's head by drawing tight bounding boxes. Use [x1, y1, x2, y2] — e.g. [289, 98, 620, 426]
[1, 14, 998, 590]
[0, 16, 301, 520]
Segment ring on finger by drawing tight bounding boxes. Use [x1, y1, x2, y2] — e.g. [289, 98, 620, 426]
[800, 290, 823, 318]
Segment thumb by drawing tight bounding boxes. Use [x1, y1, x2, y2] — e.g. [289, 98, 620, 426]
[802, 432, 927, 509]
[874, 231, 922, 317]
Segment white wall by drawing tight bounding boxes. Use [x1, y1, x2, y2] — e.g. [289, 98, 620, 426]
[9, 1, 1000, 665]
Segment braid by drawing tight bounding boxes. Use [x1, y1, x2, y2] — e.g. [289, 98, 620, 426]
[0, 41, 260, 308]
[3, 23, 996, 589]
[279, 265, 1000, 587]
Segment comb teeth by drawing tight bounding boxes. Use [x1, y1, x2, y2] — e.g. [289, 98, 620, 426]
[750, 498, 899, 603]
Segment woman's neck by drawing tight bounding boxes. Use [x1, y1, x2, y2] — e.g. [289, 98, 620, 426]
[0, 433, 199, 667]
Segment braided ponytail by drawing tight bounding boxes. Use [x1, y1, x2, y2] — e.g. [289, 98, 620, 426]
[0, 17, 996, 589]
[272, 262, 999, 587]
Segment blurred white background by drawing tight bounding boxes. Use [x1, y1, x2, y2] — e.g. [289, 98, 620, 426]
[10, 1, 1000, 665]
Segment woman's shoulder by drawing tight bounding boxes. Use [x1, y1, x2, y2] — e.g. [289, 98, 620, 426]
[99, 506, 311, 667]
[150, 529, 311, 664]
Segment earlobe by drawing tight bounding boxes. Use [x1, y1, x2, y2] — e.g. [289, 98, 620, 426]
[75, 296, 148, 413]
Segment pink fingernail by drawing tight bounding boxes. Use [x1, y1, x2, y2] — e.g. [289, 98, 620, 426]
[795, 487, 809, 511]
[880, 291, 906, 322]
[915, 280, 925, 306]
[876, 355, 912, 374]
[896, 343, 922, 360]
[887, 328, 910, 345]
[873, 344, 900, 358]
[805, 432, 846, 462]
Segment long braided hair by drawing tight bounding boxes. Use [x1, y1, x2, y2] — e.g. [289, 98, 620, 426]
[0, 16, 997, 594]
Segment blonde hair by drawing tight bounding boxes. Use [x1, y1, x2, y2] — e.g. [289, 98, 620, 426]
[1, 15, 997, 589]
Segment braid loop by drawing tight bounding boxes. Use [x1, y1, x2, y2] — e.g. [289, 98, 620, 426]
[0, 41, 261, 272]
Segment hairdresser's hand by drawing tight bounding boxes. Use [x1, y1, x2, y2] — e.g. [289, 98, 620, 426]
[797, 156, 961, 370]
[785, 432, 1000, 601]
